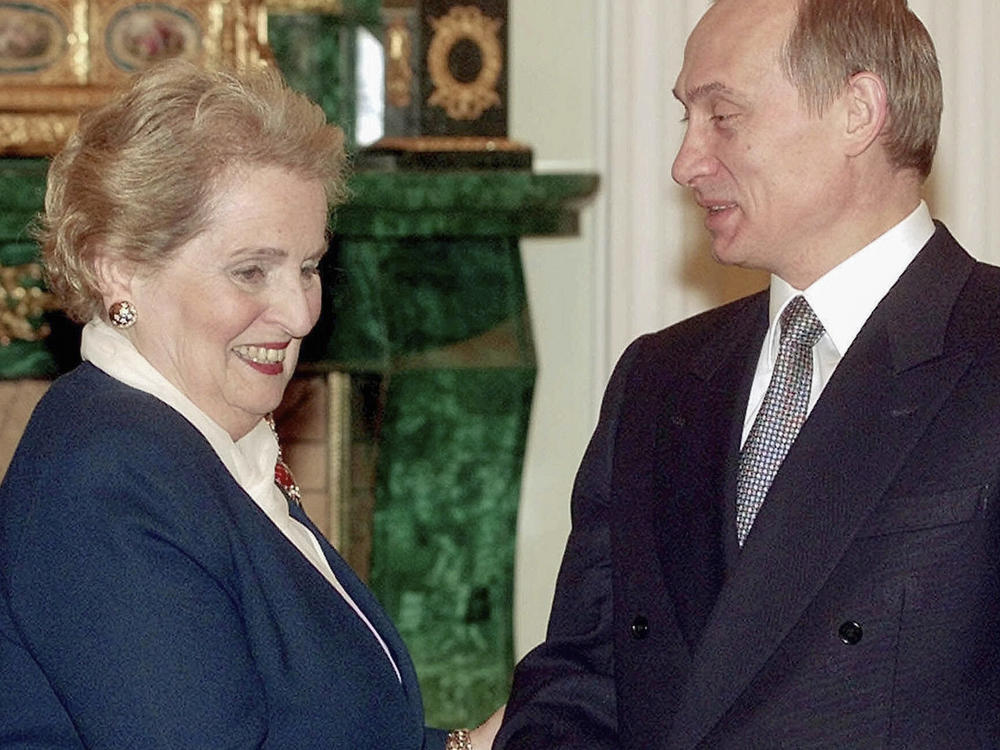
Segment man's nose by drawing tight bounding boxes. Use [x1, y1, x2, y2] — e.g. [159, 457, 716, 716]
[671, 127, 715, 186]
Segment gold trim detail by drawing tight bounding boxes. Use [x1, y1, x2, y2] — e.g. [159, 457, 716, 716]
[1, 86, 116, 113]
[326, 371, 350, 554]
[385, 17, 412, 108]
[0, 113, 79, 155]
[72, 0, 91, 84]
[1, 1, 269, 156]
[265, 0, 343, 13]
[425, 5, 502, 121]
[372, 135, 529, 153]
[0, 264, 58, 346]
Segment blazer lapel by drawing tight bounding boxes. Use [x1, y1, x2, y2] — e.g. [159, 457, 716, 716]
[666, 227, 979, 749]
[290, 503, 428, 724]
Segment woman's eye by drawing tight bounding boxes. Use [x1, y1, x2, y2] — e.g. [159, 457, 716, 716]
[234, 266, 266, 283]
[301, 263, 321, 281]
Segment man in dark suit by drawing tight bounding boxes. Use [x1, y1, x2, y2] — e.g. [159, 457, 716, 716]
[494, 0, 1000, 747]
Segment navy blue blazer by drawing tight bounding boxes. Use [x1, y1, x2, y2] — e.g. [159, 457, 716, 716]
[0, 364, 447, 749]
[496, 224, 1000, 748]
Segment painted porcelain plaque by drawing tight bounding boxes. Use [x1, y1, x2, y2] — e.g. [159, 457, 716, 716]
[0, 3, 67, 74]
[104, 3, 200, 72]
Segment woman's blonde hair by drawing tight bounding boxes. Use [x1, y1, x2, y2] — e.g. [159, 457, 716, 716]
[40, 58, 348, 322]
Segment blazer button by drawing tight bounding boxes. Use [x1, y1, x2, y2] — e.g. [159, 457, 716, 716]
[838, 620, 863, 645]
[630, 615, 649, 640]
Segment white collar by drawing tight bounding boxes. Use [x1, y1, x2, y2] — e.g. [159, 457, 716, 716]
[767, 200, 935, 361]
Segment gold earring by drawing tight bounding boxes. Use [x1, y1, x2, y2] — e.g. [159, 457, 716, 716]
[108, 300, 138, 329]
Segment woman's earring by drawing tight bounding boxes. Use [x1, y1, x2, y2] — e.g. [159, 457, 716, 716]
[108, 300, 138, 329]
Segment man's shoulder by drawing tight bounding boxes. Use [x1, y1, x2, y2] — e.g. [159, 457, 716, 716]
[633, 290, 768, 364]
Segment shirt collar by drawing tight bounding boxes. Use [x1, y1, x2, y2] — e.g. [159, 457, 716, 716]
[766, 200, 935, 362]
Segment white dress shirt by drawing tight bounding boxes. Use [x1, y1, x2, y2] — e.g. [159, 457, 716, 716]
[81, 318, 401, 680]
[741, 201, 936, 444]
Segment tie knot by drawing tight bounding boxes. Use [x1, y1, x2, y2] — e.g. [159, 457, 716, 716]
[779, 296, 824, 349]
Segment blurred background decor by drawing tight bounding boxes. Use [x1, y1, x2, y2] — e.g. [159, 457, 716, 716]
[0, 0, 269, 156]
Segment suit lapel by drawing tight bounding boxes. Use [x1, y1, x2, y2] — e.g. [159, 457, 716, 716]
[649, 293, 766, 652]
[666, 227, 978, 749]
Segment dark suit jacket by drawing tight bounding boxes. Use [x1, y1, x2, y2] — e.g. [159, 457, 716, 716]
[0, 364, 447, 750]
[496, 224, 1000, 749]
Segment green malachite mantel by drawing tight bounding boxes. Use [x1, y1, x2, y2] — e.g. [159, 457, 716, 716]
[304, 170, 598, 727]
[0, 157, 598, 727]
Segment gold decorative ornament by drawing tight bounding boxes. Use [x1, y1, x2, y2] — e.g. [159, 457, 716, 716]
[0, 0, 269, 156]
[0, 264, 57, 346]
[385, 17, 413, 109]
[0, 114, 79, 154]
[264, 0, 343, 12]
[373, 134, 528, 152]
[425, 5, 502, 121]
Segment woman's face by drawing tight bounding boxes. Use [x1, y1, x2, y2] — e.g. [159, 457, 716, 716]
[120, 165, 328, 440]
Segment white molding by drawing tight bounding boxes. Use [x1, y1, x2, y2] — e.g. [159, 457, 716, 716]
[529, 158, 598, 173]
[590, 0, 613, 416]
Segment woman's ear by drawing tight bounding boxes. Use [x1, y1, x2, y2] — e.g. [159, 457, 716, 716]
[844, 71, 889, 158]
[91, 249, 136, 313]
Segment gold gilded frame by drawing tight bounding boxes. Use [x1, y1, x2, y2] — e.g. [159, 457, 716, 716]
[0, 0, 270, 156]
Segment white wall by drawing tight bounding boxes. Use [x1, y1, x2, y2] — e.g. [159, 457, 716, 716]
[507, 0, 605, 657]
[508, 0, 1000, 659]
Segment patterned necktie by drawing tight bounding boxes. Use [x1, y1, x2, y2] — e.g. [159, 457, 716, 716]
[736, 295, 825, 546]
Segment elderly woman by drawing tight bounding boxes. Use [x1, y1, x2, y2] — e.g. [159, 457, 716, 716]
[0, 60, 499, 749]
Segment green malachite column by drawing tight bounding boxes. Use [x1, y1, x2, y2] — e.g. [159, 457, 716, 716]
[303, 170, 598, 726]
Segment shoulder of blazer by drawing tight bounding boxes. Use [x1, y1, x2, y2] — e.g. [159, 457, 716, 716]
[878, 222, 1000, 368]
[19, 363, 224, 476]
[1, 364, 242, 571]
[625, 289, 769, 385]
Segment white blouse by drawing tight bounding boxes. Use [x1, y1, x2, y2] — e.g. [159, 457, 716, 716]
[81, 318, 400, 680]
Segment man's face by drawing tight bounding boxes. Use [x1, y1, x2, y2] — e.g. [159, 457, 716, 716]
[672, 0, 848, 286]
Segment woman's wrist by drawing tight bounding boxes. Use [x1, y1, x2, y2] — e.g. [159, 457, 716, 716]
[446, 728, 473, 749]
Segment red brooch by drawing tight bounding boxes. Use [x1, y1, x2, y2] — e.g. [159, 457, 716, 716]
[267, 415, 301, 506]
[274, 458, 302, 505]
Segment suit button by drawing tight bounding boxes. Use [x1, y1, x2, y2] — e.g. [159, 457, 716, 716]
[838, 620, 863, 645]
[630, 616, 649, 640]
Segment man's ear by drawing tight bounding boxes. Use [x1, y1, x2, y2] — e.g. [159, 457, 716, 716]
[844, 71, 889, 158]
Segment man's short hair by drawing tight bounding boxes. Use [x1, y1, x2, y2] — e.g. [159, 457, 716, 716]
[781, 0, 942, 177]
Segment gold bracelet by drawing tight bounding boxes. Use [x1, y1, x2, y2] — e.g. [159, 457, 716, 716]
[446, 728, 473, 750]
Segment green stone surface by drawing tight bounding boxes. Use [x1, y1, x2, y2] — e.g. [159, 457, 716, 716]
[335, 171, 600, 238]
[302, 235, 534, 370]
[268, 13, 359, 148]
[372, 367, 531, 727]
